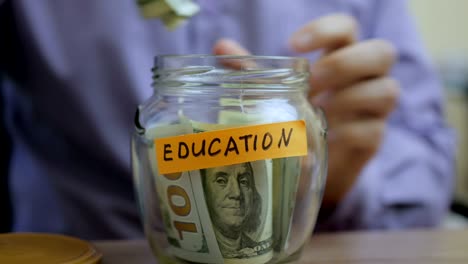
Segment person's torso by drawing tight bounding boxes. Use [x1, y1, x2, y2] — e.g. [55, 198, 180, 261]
[6, 0, 374, 239]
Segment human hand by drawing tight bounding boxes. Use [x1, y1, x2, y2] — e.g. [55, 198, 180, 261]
[213, 14, 400, 209]
[289, 14, 400, 208]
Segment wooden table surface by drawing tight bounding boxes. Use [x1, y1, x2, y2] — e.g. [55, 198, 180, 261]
[94, 229, 468, 264]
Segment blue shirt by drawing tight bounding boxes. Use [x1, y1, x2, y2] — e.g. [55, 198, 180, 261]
[1, 0, 455, 239]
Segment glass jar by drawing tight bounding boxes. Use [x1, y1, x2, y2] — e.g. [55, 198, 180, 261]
[132, 55, 327, 264]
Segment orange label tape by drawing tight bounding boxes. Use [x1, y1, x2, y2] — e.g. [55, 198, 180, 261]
[155, 120, 307, 174]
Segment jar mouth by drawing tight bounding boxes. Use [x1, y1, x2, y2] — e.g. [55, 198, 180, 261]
[155, 54, 308, 64]
[153, 54, 310, 91]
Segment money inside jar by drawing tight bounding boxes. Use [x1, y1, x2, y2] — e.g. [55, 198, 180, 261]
[143, 107, 311, 263]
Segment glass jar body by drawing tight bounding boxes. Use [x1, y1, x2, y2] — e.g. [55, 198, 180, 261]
[132, 55, 327, 264]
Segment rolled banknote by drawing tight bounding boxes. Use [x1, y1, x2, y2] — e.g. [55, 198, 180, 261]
[144, 95, 308, 263]
[218, 98, 303, 255]
[146, 121, 224, 264]
[137, 0, 200, 29]
[272, 157, 301, 254]
[146, 118, 274, 264]
[191, 119, 274, 264]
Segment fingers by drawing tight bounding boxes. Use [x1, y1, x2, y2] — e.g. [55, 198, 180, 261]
[291, 14, 398, 207]
[322, 119, 386, 205]
[308, 39, 396, 96]
[324, 146, 369, 205]
[290, 14, 358, 53]
[212, 38, 255, 69]
[213, 38, 250, 56]
[320, 77, 400, 121]
[328, 119, 385, 155]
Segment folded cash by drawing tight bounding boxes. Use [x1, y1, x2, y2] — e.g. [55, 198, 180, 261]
[217, 100, 304, 257]
[146, 119, 274, 264]
[137, 0, 200, 29]
[193, 117, 274, 264]
[146, 121, 225, 263]
[144, 96, 312, 263]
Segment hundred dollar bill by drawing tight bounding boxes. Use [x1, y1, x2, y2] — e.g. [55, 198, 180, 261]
[145, 122, 224, 264]
[146, 118, 274, 263]
[218, 99, 304, 255]
[191, 119, 274, 264]
[137, 0, 200, 30]
[144, 97, 308, 263]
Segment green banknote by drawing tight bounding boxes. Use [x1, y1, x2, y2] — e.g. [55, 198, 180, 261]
[146, 122, 224, 263]
[272, 157, 301, 254]
[146, 118, 274, 264]
[218, 100, 303, 256]
[191, 119, 274, 264]
[137, 0, 200, 29]
[144, 96, 308, 263]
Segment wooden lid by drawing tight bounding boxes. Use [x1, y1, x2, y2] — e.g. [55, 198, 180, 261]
[0, 233, 102, 264]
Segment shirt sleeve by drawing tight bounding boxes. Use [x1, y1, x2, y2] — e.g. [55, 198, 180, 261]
[316, 0, 456, 231]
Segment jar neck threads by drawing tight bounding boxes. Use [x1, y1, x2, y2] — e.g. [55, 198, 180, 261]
[151, 55, 310, 93]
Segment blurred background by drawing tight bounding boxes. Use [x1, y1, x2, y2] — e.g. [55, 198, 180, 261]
[409, 0, 468, 227]
[1, 0, 468, 232]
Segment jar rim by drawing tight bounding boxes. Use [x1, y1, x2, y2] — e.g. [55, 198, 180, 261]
[152, 54, 310, 91]
[154, 54, 308, 65]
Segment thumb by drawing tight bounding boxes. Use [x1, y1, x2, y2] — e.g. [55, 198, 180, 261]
[213, 38, 250, 56]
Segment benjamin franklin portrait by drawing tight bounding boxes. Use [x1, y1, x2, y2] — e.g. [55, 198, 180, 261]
[201, 162, 262, 255]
